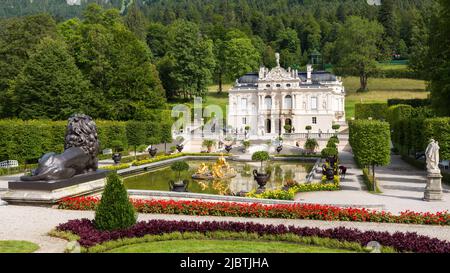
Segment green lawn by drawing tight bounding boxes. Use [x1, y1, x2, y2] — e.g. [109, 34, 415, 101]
[343, 76, 428, 119]
[0, 240, 39, 253]
[106, 239, 356, 253]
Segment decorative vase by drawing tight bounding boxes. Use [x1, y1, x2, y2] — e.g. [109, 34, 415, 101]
[225, 145, 232, 153]
[253, 169, 270, 189]
[276, 145, 283, 154]
[169, 180, 189, 192]
[112, 153, 122, 164]
[176, 144, 184, 153]
[148, 147, 158, 157]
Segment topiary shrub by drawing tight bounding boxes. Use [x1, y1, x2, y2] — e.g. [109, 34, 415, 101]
[321, 147, 338, 158]
[171, 161, 190, 181]
[94, 172, 137, 231]
[355, 103, 388, 120]
[252, 151, 270, 170]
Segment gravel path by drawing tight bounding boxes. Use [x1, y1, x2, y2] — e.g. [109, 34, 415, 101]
[1, 205, 450, 253]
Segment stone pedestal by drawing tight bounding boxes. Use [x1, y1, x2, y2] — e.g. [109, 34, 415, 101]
[424, 172, 443, 202]
[2, 170, 109, 206]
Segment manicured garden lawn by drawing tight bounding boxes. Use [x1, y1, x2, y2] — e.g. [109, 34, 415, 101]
[0, 240, 39, 253]
[343, 76, 428, 119]
[106, 239, 355, 253]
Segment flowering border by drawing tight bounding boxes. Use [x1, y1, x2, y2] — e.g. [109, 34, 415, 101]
[58, 197, 450, 226]
[54, 219, 450, 253]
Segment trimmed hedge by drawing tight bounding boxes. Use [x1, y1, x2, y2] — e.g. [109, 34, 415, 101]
[423, 118, 450, 160]
[354, 103, 388, 120]
[387, 98, 431, 108]
[0, 119, 167, 164]
[349, 120, 391, 169]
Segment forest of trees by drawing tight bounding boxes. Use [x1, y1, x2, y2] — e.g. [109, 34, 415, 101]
[0, 0, 449, 119]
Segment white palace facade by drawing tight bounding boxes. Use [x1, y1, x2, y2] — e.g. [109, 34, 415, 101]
[227, 53, 345, 138]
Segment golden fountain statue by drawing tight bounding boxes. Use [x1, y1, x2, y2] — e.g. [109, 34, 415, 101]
[192, 154, 237, 180]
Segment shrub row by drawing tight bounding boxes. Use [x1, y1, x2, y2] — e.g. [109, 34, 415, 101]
[387, 98, 431, 108]
[362, 168, 382, 193]
[391, 117, 450, 160]
[55, 218, 450, 253]
[246, 182, 340, 200]
[0, 119, 170, 163]
[372, 68, 421, 79]
[131, 153, 231, 166]
[349, 120, 391, 169]
[58, 197, 450, 226]
[51, 230, 382, 253]
[354, 103, 388, 120]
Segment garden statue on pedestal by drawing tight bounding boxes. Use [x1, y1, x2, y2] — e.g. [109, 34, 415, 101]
[20, 114, 99, 181]
[424, 139, 443, 201]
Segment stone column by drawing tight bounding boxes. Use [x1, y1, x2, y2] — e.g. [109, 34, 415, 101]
[424, 171, 443, 201]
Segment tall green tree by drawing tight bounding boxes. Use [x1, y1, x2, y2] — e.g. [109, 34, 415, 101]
[223, 37, 260, 81]
[0, 14, 56, 117]
[378, 0, 399, 56]
[427, 0, 450, 116]
[333, 16, 384, 92]
[275, 28, 302, 68]
[59, 4, 166, 120]
[9, 37, 91, 120]
[166, 20, 215, 99]
[124, 2, 147, 41]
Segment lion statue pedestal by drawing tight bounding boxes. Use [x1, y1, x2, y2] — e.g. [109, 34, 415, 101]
[3, 114, 110, 206]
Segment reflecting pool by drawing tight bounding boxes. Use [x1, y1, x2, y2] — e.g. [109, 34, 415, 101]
[123, 160, 314, 195]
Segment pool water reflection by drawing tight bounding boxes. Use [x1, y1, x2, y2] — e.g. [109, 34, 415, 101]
[123, 160, 314, 195]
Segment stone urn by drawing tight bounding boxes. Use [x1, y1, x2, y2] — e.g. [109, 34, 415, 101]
[325, 168, 335, 181]
[276, 145, 283, 154]
[176, 144, 184, 153]
[148, 147, 158, 158]
[225, 145, 232, 153]
[169, 180, 189, 192]
[253, 169, 270, 190]
[112, 153, 122, 164]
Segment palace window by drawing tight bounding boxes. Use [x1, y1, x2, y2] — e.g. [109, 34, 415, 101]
[241, 98, 247, 110]
[242, 117, 247, 124]
[311, 97, 318, 110]
[264, 96, 272, 110]
[276, 84, 281, 87]
[286, 84, 291, 87]
[266, 84, 271, 88]
[312, 117, 317, 124]
[284, 95, 292, 109]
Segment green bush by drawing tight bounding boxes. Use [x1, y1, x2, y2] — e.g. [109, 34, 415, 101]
[387, 98, 431, 108]
[349, 120, 391, 180]
[386, 104, 413, 125]
[304, 138, 319, 153]
[321, 147, 338, 158]
[423, 118, 450, 160]
[354, 103, 388, 120]
[0, 119, 165, 164]
[94, 172, 137, 231]
[252, 151, 270, 170]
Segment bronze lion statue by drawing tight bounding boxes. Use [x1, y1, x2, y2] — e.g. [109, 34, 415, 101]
[21, 114, 100, 181]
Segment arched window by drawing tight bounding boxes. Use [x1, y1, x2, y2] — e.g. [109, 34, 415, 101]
[264, 96, 272, 110]
[266, 119, 271, 134]
[276, 84, 281, 88]
[284, 95, 292, 109]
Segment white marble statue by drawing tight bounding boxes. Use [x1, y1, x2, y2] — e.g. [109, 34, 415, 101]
[425, 139, 440, 173]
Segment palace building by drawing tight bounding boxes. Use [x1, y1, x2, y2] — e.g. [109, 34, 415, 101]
[227, 53, 345, 138]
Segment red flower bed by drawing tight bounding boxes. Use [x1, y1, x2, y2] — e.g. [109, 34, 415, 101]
[58, 196, 450, 226]
[56, 219, 450, 253]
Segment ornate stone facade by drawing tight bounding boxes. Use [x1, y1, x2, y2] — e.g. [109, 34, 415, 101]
[228, 54, 346, 138]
